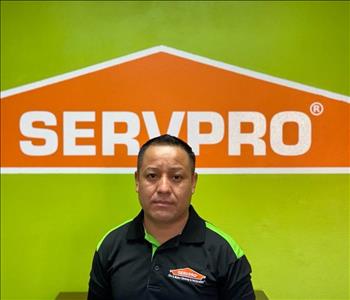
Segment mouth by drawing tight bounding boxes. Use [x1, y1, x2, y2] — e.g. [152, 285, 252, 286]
[152, 200, 174, 208]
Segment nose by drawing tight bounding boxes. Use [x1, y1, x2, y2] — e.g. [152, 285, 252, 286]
[157, 175, 171, 194]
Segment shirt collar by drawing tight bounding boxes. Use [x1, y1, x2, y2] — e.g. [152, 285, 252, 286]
[126, 205, 205, 244]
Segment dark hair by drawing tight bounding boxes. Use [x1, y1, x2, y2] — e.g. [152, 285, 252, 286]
[137, 134, 196, 173]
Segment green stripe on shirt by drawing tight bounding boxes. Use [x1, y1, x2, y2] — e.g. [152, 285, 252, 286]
[144, 230, 160, 258]
[205, 222, 244, 259]
[97, 219, 132, 251]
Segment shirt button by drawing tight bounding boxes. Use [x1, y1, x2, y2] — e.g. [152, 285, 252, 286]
[154, 265, 160, 271]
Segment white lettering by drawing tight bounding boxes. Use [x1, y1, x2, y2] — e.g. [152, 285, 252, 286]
[142, 111, 185, 138]
[270, 111, 311, 156]
[102, 112, 140, 155]
[228, 112, 266, 155]
[19, 111, 58, 156]
[18, 110, 313, 158]
[187, 112, 224, 155]
[63, 112, 96, 155]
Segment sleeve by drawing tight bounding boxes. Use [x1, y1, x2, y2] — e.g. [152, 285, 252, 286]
[219, 255, 255, 300]
[88, 251, 113, 300]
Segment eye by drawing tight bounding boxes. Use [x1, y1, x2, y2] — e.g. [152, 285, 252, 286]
[172, 174, 183, 182]
[146, 173, 157, 180]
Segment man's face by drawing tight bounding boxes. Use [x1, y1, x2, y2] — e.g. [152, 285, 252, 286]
[135, 145, 197, 225]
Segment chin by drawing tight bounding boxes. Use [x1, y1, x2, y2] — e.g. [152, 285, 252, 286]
[150, 211, 177, 224]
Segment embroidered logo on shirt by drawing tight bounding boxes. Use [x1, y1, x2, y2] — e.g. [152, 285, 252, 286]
[168, 267, 206, 284]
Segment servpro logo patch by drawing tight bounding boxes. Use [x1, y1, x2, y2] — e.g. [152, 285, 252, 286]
[168, 267, 206, 284]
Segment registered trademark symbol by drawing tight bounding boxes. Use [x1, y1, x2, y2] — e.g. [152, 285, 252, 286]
[310, 102, 324, 116]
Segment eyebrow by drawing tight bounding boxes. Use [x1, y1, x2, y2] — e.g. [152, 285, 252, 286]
[143, 166, 185, 172]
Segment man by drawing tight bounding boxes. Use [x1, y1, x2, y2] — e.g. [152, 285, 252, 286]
[88, 134, 255, 300]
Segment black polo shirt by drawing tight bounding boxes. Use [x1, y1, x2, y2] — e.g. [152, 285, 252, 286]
[88, 206, 255, 300]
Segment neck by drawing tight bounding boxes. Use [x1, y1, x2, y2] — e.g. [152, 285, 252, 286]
[144, 210, 189, 245]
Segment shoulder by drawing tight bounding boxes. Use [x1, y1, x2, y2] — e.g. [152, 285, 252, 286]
[96, 219, 132, 252]
[204, 221, 244, 260]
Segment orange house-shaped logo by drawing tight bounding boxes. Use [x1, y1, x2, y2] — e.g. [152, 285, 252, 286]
[1, 46, 349, 173]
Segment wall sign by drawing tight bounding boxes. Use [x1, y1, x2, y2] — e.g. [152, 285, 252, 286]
[1, 46, 349, 173]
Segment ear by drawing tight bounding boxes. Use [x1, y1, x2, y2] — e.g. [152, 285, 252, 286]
[191, 172, 198, 194]
[134, 171, 139, 192]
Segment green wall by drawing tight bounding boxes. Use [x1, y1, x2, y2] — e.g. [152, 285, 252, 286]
[1, 1, 349, 300]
